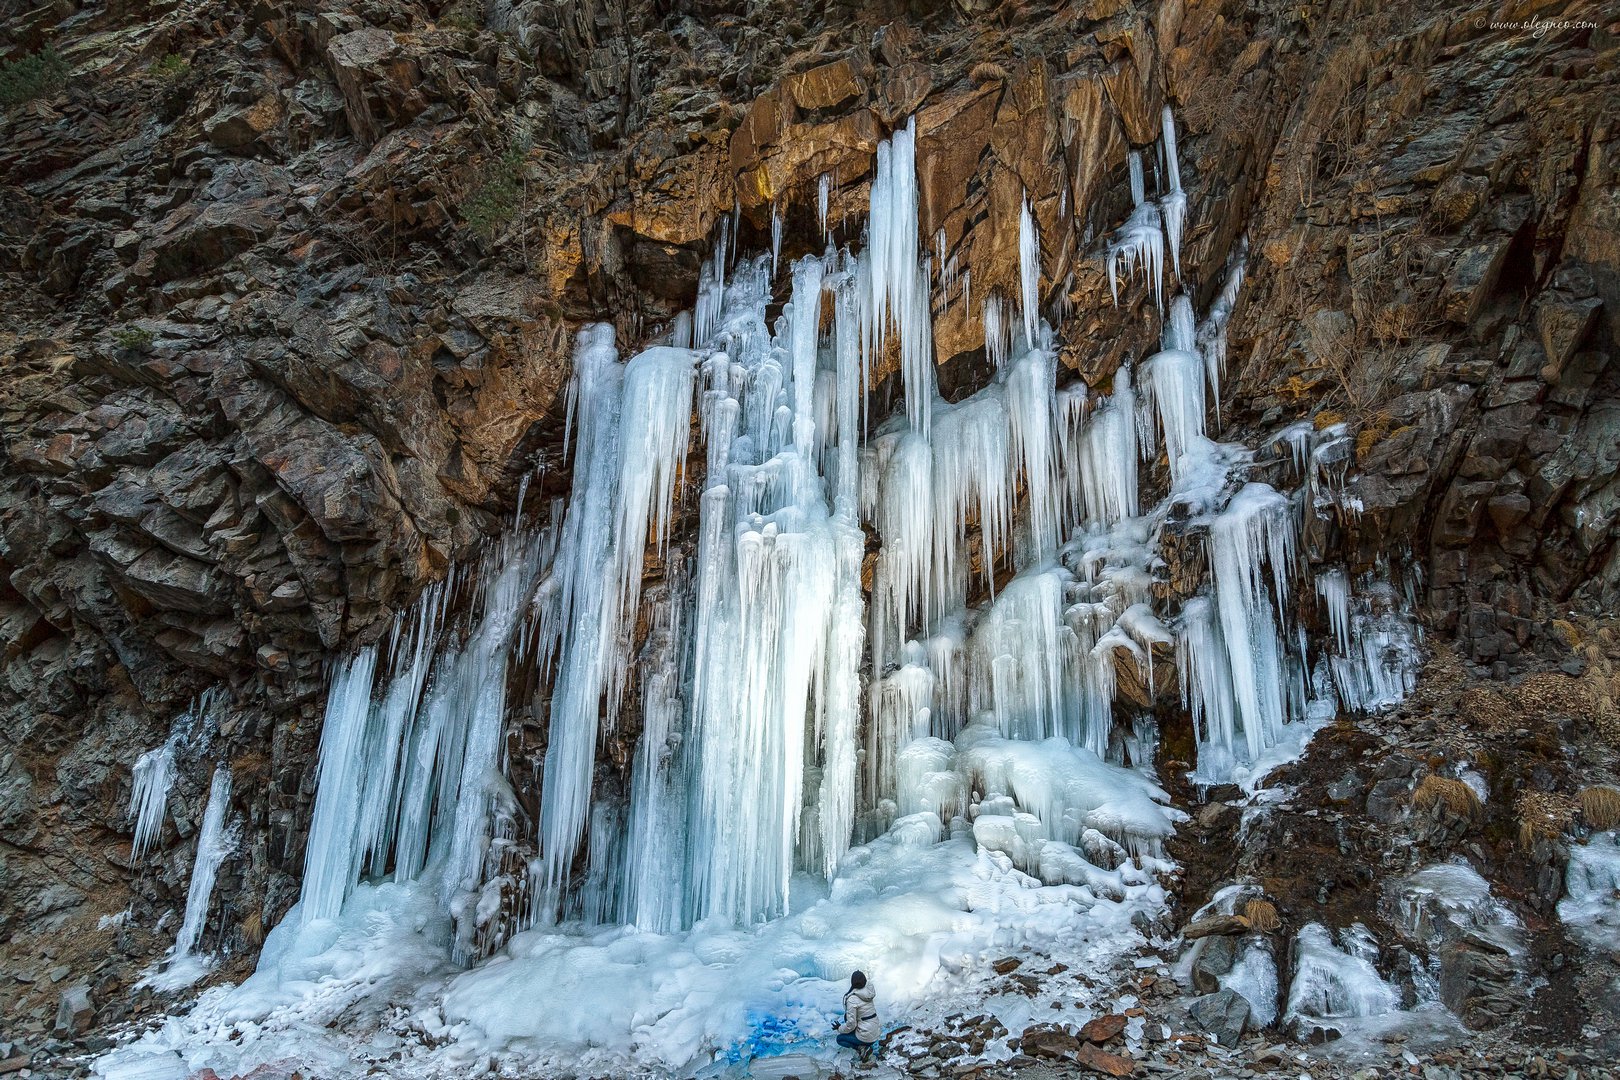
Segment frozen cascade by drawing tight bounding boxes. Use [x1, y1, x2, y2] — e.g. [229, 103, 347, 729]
[299, 647, 379, 924]
[129, 740, 177, 864]
[128, 688, 222, 864]
[112, 110, 1434, 1080]
[172, 764, 234, 962]
[1106, 152, 1165, 311]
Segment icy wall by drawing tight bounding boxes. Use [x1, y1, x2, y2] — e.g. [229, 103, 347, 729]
[98, 108, 1426, 1076]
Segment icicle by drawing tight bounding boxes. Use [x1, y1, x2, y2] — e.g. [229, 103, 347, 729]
[1202, 483, 1298, 771]
[1005, 343, 1060, 562]
[770, 202, 783, 279]
[1106, 152, 1165, 311]
[172, 764, 233, 961]
[817, 174, 831, 244]
[1070, 366, 1140, 527]
[1138, 294, 1208, 482]
[1019, 192, 1040, 348]
[863, 117, 935, 437]
[1195, 244, 1247, 419]
[1316, 568, 1352, 653]
[1160, 106, 1186, 279]
[982, 293, 1010, 371]
[539, 326, 626, 894]
[129, 740, 177, 863]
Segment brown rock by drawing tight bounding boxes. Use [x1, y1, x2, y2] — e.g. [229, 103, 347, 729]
[783, 59, 866, 113]
[204, 94, 286, 151]
[1079, 1013, 1127, 1044]
[1075, 1042, 1135, 1076]
[1182, 913, 1251, 939]
[1020, 1024, 1080, 1059]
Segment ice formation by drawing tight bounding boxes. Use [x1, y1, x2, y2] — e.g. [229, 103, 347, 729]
[1559, 831, 1620, 950]
[127, 688, 222, 863]
[128, 740, 176, 865]
[97, 111, 1425, 1079]
[1285, 923, 1399, 1023]
[173, 764, 234, 962]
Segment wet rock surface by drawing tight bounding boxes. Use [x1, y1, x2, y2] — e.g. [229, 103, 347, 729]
[0, 0, 1615, 1071]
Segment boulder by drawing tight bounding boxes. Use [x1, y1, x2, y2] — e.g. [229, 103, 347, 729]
[1191, 934, 1239, 994]
[1079, 1013, 1127, 1044]
[54, 984, 92, 1037]
[1188, 989, 1250, 1048]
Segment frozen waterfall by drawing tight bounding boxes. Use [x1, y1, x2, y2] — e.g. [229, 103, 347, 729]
[105, 108, 1424, 1079]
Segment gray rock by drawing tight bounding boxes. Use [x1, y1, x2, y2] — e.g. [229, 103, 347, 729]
[1366, 776, 1414, 823]
[1188, 989, 1250, 1048]
[1192, 935, 1239, 994]
[53, 984, 92, 1038]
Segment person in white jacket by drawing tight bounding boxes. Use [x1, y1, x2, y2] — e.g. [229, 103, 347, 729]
[834, 970, 881, 1064]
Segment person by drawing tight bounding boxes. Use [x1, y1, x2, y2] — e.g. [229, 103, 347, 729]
[834, 970, 881, 1065]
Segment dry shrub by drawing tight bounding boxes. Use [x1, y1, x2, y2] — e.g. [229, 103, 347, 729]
[1458, 686, 1514, 732]
[1516, 790, 1577, 848]
[1579, 787, 1620, 832]
[1413, 775, 1483, 820]
[1244, 898, 1280, 933]
[970, 62, 1009, 86]
[242, 908, 265, 945]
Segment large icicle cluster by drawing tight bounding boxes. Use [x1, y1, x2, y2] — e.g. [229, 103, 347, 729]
[121, 106, 1432, 1080]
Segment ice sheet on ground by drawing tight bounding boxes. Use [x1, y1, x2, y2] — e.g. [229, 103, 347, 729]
[97, 798, 1172, 1079]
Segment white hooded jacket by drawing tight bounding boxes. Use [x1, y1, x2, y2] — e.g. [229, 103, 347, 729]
[838, 983, 881, 1043]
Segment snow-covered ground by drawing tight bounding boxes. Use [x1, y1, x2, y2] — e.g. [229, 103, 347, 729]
[95, 816, 1173, 1080]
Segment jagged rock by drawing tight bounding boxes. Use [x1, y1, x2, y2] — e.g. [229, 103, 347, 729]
[204, 94, 286, 151]
[1187, 989, 1249, 1048]
[53, 985, 92, 1037]
[1366, 777, 1413, 824]
[1079, 1014, 1127, 1044]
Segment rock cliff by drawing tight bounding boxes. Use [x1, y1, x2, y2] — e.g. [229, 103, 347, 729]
[0, 0, 1615, 1060]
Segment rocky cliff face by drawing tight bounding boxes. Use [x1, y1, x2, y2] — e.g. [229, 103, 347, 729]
[0, 0, 1615, 1057]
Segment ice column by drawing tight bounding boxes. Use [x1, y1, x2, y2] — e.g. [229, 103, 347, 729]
[1160, 106, 1187, 278]
[1019, 192, 1040, 348]
[865, 118, 936, 436]
[172, 763, 233, 961]
[298, 647, 378, 924]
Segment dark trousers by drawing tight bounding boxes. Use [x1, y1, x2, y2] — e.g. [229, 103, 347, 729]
[837, 1033, 873, 1052]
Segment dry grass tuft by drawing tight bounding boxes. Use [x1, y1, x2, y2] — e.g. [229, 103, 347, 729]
[1244, 898, 1280, 933]
[242, 908, 265, 946]
[1579, 786, 1620, 832]
[1412, 775, 1483, 819]
[970, 62, 1009, 86]
[1516, 790, 1577, 848]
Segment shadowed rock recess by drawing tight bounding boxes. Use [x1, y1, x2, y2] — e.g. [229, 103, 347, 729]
[1, 0, 1617, 1077]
